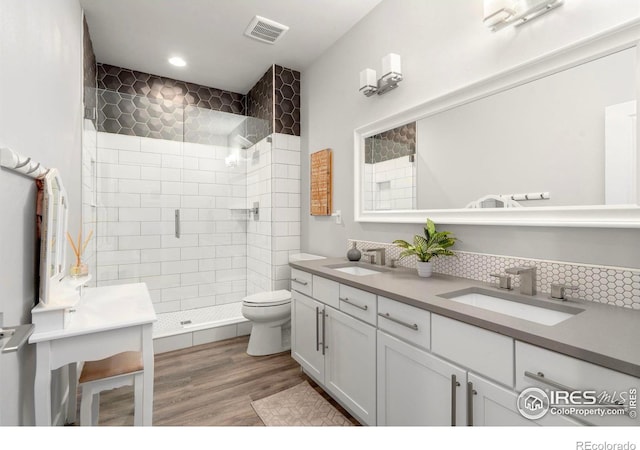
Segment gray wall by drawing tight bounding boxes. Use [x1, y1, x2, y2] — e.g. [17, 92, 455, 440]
[300, 0, 640, 268]
[0, 0, 83, 425]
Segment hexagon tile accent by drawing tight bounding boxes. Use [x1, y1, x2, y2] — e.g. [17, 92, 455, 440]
[347, 239, 640, 310]
[96, 63, 245, 142]
[246, 65, 274, 143]
[96, 62, 301, 144]
[274, 65, 300, 136]
[83, 16, 97, 123]
[365, 122, 416, 164]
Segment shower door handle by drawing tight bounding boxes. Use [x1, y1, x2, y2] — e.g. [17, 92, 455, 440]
[175, 209, 181, 238]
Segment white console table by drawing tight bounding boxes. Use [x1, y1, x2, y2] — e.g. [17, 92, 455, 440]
[29, 283, 157, 426]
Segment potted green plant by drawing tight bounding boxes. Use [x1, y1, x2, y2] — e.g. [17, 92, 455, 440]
[393, 218, 457, 277]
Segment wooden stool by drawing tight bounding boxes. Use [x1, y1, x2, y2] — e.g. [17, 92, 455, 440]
[78, 351, 144, 426]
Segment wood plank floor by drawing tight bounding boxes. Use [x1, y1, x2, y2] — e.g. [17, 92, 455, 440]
[82, 336, 359, 426]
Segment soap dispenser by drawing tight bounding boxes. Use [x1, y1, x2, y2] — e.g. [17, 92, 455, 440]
[347, 242, 361, 261]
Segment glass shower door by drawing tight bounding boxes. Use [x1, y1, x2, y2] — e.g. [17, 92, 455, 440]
[177, 106, 249, 315]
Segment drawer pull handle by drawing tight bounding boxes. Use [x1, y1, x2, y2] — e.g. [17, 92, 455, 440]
[315, 307, 321, 352]
[340, 297, 368, 311]
[377, 312, 418, 331]
[322, 309, 327, 356]
[524, 371, 627, 410]
[291, 278, 308, 286]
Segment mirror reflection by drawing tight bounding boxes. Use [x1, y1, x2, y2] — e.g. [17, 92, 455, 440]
[363, 47, 637, 212]
[364, 122, 417, 210]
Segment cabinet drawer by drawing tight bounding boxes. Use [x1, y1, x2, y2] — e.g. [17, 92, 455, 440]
[339, 284, 377, 325]
[431, 314, 514, 387]
[312, 275, 339, 309]
[377, 296, 430, 350]
[515, 341, 640, 426]
[290, 268, 312, 296]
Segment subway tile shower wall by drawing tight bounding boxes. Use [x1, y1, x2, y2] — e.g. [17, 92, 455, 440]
[94, 132, 300, 315]
[347, 240, 640, 310]
[95, 132, 249, 314]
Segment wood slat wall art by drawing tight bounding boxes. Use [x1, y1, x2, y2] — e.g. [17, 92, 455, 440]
[310, 149, 332, 216]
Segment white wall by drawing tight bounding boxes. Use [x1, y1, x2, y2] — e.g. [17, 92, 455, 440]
[0, 0, 83, 425]
[301, 0, 640, 267]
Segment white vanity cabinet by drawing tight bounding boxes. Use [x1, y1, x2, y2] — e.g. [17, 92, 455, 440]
[468, 373, 583, 426]
[290, 267, 638, 427]
[377, 331, 466, 425]
[291, 288, 377, 425]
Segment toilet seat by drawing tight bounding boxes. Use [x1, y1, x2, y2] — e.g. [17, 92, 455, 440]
[242, 289, 291, 307]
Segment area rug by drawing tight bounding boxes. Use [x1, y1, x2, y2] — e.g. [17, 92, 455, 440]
[251, 381, 354, 426]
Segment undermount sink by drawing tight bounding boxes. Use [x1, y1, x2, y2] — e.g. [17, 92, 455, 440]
[325, 263, 389, 276]
[439, 288, 584, 326]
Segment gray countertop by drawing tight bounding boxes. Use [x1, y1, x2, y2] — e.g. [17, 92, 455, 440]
[290, 257, 640, 378]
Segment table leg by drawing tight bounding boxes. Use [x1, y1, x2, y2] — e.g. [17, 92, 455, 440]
[141, 324, 154, 426]
[34, 341, 52, 426]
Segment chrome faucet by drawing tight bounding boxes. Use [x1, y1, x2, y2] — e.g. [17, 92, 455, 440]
[364, 248, 386, 266]
[505, 266, 537, 296]
[550, 283, 578, 301]
[490, 273, 512, 290]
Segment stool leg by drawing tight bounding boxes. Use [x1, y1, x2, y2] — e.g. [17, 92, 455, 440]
[133, 373, 143, 426]
[67, 363, 78, 424]
[91, 392, 100, 425]
[80, 387, 93, 426]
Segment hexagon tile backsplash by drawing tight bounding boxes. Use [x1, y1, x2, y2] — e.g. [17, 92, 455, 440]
[347, 239, 640, 310]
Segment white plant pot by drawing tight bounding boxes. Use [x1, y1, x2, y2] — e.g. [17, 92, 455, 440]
[416, 261, 433, 278]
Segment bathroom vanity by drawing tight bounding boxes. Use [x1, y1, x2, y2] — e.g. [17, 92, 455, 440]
[289, 258, 640, 427]
[27, 167, 156, 426]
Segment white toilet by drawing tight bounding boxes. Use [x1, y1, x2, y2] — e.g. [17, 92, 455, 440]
[242, 253, 325, 356]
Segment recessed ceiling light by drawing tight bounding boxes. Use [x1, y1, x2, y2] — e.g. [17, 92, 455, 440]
[168, 56, 186, 67]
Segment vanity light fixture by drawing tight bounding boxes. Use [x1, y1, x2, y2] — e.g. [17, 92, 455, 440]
[359, 53, 403, 97]
[483, 0, 563, 32]
[168, 56, 187, 67]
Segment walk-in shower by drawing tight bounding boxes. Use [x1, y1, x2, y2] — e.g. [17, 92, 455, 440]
[81, 88, 301, 349]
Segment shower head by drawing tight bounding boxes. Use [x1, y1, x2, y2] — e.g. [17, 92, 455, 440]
[234, 135, 254, 149]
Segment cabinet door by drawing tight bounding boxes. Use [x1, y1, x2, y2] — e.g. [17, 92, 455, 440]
[377, 331, 466, 426]
[468, 373, 583, 426]
[325, 307, 376, 425]
[516, 341, 639, 426]
[291, 291, 324, 383]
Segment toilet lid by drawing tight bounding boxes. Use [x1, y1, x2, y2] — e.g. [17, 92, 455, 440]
[242, 290, 291, 307]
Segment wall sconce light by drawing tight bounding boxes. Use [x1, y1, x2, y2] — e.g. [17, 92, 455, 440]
[483, 0, 562, 32]
[359, 53, 403, 97]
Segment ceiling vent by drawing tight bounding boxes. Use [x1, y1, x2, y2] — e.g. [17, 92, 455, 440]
[244, 15, 289, 44]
